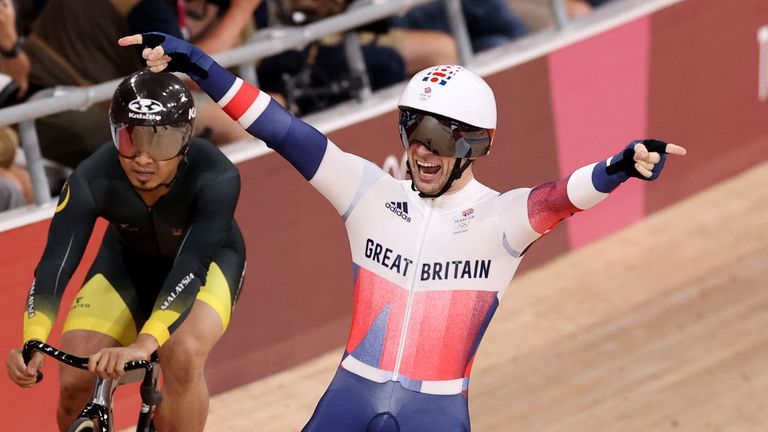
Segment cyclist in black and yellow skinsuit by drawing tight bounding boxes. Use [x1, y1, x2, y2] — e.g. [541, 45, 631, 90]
[5, 70, 245, 432]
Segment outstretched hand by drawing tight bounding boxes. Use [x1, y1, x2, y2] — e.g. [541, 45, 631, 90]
[119, 34, 172, 73]
[607, 139, 687, 181]
[118, 32, 212, 79]
[631, 141, 687, 178]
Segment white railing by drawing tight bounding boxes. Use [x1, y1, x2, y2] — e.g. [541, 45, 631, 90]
[0, 0, 687, 230]
[0, 0, 597, 207]
[0, 0, 489, 205]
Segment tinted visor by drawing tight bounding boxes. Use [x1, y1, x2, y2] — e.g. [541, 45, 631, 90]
[399, 110, 492, 158]
[111, 123, 192, 161]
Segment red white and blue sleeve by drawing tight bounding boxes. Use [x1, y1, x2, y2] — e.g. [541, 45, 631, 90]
[497, 154, 635, 256]
[192, 61, 383, 217]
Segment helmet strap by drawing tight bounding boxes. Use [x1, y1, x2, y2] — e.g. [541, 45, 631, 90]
[407, 158, 473, 199]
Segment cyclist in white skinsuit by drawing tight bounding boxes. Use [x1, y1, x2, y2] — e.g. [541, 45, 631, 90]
[121, 32, 687, 432]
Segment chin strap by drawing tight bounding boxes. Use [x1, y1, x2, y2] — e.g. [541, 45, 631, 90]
[407, 158, 474, 198]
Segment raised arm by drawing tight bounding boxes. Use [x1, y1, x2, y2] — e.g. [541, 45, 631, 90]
[118, 32, 386, 217]
[500, 140, 687, 255]
[121, 32, 327, 179]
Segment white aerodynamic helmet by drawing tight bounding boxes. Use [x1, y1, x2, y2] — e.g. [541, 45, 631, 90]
[398, 64, 496, 130]
[398, 65, 496, 160]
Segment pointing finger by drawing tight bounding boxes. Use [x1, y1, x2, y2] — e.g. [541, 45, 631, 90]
[665, 143, 687, 156]
[118, 34, 143, 47]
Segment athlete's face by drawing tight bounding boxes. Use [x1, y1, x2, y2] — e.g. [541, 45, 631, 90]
[406, 142, 473, 196]
[119, 151, 182, 191]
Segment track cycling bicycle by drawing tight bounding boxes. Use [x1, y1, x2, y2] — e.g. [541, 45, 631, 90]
[22, 340, 163, 432]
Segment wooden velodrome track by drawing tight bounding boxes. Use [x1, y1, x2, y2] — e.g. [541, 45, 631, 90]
[124, 161, 768, 431]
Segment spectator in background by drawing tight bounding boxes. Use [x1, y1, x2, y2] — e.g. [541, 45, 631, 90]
[3, 0, 260, 170]
[504, 0, 617, 33]
[0, 0, 30, 102]
[184, 0, 261, 53]
[0, 176, 23, 210]
[389, 0, 528, 56]
[255, 0, 464, 115]
[566, 0, 616, 18]
[8, 0, 184, 168]
[6, 0, 467, 147]
[180, 0, 262, 145]
[255, 0, 408, 115]
[0, 125, 33, 208]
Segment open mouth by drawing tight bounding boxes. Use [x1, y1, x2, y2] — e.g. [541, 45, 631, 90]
[416, 160, 441, 177]
[134, 170, 154, 182]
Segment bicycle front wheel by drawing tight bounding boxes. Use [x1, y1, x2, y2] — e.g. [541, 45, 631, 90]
[67, 417, 98, 432]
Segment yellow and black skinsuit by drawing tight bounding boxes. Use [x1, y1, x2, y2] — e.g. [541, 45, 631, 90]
[23, 137, 245, 347]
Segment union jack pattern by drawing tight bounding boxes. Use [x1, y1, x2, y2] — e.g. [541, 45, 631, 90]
[421, 65, 463, 86]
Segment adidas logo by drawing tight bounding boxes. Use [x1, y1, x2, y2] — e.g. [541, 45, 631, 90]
[385, 201, 411, 223]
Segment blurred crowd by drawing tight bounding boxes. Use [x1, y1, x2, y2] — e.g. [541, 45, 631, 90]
[0, 0, 615, 212]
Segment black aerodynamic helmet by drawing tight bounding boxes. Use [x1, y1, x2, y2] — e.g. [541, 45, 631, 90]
[110, 70, 196, 160]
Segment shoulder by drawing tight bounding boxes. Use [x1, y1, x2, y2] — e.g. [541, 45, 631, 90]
[498, 186, 531, 200]
[472, 180, 500, 196]
[187, 138, 236, 168]
[185, 138, 240, 183]
[70, 142, 121, 181]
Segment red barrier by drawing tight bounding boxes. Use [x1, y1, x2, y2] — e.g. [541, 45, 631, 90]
[646, 0, 768, 210]
[0, 221, 151, 429]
